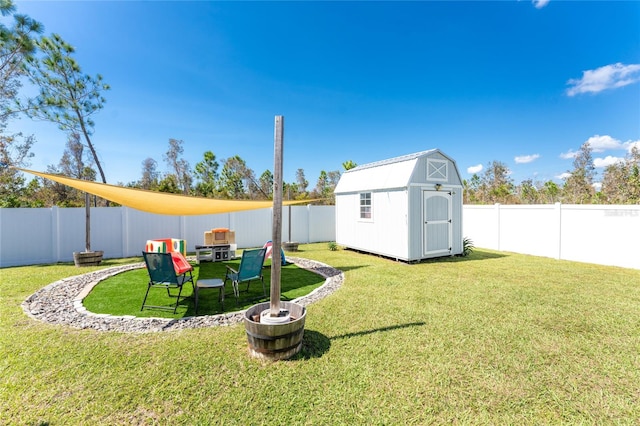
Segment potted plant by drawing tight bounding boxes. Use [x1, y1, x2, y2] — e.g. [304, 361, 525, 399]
[282, 187, 299, 252]
[282, 204, 299, 252]
[73, 192, 103, 267]
[244, 116, 306, 361]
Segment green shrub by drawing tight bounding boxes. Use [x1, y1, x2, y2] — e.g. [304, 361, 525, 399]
[327, 241, 338, 251]
[461, 237, 474, 257]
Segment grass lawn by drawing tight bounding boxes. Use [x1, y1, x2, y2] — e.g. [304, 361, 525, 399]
[82, 256, 326, 317]
[2, 243, 640, 425]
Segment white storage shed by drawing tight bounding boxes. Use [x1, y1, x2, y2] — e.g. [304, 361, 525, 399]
[334, 149, 464, 262]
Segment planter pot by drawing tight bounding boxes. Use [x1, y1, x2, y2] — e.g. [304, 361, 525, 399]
[73, 251, 104, 267]
[282, 241, 299, 252]
[244, 301, 306, 361]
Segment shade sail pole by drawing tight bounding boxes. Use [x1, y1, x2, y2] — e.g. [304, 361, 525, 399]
[270, 115, 284, 316]
[85, 192, 91, 252]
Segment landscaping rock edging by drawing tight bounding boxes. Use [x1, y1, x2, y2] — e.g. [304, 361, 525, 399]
[21, 257, 344, 333]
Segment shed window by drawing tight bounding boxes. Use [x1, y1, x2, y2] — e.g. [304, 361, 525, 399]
[360, 192, 372, 219]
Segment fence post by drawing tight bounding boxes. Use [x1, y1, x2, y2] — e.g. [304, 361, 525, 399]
[121, 207, 128, 258]
[51, 206, 59, 263]
[555, 202, 562, 260]
[494, 203, 501, 251]
[307, 204, 312, 244]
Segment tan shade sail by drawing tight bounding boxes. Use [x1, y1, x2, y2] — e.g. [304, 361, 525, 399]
[20, 168, 310, 216]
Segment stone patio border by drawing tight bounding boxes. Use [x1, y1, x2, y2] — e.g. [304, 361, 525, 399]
[21, 257, 343, 333]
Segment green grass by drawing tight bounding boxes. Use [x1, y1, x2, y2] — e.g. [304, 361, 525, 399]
[2, 244, 640, 424]
[83, 257, 325, 317]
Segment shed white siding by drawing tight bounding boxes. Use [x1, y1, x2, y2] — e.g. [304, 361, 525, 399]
[335, 149, 463, 262]
[335, 189, 409, 260]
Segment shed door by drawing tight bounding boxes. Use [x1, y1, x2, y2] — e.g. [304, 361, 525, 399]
[423, 191, 452, 257]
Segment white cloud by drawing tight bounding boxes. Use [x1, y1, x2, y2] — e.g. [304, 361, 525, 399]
[560, 150, 577, 160]
[585, 135, 623, 152]
[556, 172, 572, 180]
[624, 139, 640, 153]
[594, 156, 624, 168]
[532, 0, 550, 8]
[467, 164, 483, 174]
[562, 136, 636, 161]
[566, 63, 640, 96]
[514, 154, 540, 164]
[592, 182, 602, 192]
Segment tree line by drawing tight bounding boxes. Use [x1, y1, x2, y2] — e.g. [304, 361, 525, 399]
[464, 142, 640, 205]
[123, 138, 344, 204]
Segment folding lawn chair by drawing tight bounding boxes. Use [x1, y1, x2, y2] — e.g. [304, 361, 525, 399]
[141, 251, 194, 313]
[224, 248, 267, 303]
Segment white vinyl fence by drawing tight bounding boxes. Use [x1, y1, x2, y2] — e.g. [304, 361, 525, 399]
[463, 203, 640, 270]
[0, 205, 335, 267]
[1, 204, 639, 270]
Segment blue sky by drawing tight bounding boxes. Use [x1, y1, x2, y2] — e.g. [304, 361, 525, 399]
[7, 0, 640, 188]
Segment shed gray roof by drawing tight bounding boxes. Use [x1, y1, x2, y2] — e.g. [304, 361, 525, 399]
[334, 148, 457, 194]
[347, 149, 438, 172]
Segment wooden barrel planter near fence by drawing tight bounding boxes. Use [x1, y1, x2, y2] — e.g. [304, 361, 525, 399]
[282, 241, 299, 251]
[73, 251, 104, 267]
[244, 301, 306, 361]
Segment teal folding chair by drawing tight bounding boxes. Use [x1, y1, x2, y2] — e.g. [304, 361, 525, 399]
[224, 248, 266, 303]
[141, 251, 194, 313]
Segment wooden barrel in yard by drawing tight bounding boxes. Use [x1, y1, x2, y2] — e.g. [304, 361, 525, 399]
[73, 251, 104, 267]
[244, 301, 306, 361]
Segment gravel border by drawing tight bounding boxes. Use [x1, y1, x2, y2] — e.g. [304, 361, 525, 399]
[21, 256, 344, 333]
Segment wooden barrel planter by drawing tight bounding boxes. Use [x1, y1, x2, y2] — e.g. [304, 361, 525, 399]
[73, 251, 104, 267]
[244, 301, 306, 361]
[282, 241, 299, 252]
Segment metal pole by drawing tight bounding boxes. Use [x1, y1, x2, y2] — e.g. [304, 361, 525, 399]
[270, 116, 284, 316]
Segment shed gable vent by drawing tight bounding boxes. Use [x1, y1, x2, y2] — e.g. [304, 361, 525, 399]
[427, 159, 448, 181]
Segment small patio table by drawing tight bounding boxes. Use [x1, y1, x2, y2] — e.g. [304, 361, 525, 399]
[195, 278, 225, 314]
